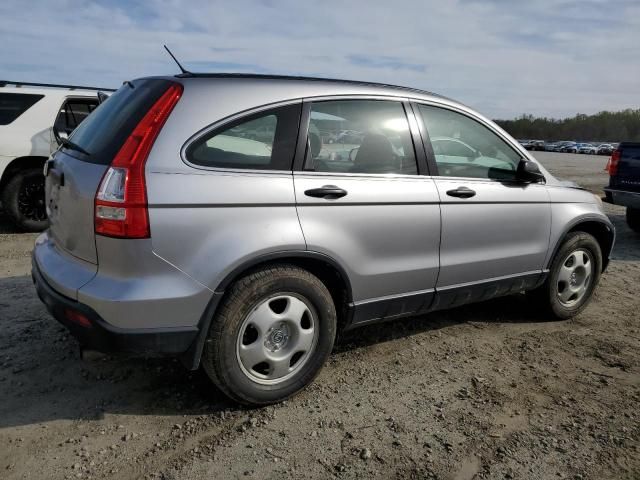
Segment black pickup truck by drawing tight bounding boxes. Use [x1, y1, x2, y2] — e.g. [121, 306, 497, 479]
[604, 142, 640, 232]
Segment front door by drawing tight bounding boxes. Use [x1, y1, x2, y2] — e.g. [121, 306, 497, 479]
[294, 98, 441, 325]
[414, 103, 551, 309]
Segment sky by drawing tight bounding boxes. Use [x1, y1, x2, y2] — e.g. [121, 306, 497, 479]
[1, 0, 639, 119]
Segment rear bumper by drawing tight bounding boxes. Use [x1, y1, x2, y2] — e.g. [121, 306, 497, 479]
[604, 188, 640, 209]
[32, 255, 198, 355]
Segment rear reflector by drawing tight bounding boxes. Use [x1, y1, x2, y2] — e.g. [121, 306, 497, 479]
[95, 82, 183, 238]
[607, 149, 621, 176]
[64, 309, 92, 328]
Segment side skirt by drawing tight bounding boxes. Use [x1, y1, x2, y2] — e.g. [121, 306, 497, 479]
[430, 271, 545, 312]
[346, 271, 546, 330]
[348, 289, 435, 328]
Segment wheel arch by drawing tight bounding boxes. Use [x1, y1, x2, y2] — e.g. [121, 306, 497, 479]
[216, 251, 354, 330]
[0, 155, 48, 191]
[548, 217, 615, 272]
[180, 251, 354, 371]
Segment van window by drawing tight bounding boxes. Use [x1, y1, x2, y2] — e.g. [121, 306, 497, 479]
[186, 104, 301, 170]
[54, 99, 99, 135]
[0, 93, 44, 125]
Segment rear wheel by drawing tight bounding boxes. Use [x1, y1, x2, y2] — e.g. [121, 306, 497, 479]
[533, 232, 602, 319]
[202, 265, 337, 406]
[1, 168, 48, 232]
[627, 207, 640, 233]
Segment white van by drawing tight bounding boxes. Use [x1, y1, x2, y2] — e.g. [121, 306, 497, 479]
[0, 81, 111, 230]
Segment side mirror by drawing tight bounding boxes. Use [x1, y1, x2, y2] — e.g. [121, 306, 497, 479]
[516, 159, 545, 183]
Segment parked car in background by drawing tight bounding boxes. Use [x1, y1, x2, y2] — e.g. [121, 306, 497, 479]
[564, 142, 579, 153]
[520, 140, 545, 151]
[604, 142, 640, 232]
[553, 141, 576, 153]
[529, 140, 545, 151]
[0, 80, 111, 230]
[598, 144, 615, 155]
[545, 142, 559, 151]
[578, 143, 598, 154]
[32, 73, 615, 406]
[329, 130, 364, 145]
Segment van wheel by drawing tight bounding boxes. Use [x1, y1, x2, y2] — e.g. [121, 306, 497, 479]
[1, 168, 49, 232]
[534, 232, 602, 319]
[627, 208, 640, 233]
[202, 265, 337, 406]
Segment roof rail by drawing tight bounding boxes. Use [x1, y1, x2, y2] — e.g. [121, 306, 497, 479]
[175, 72, 445, 100]
[0, 80, 116, 92]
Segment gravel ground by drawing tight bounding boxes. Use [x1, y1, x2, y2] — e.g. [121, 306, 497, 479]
[0, 152, 638, 480]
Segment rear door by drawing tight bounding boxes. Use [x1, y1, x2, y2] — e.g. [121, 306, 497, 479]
[414, 103, 551, 308]
[293, 98, 441, 324]
[46, 79, 175, 264]
[150, 101, 306, 287]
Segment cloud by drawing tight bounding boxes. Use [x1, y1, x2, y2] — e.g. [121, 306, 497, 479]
[347, 55, 426, 73]
[0, 0, 638, 118]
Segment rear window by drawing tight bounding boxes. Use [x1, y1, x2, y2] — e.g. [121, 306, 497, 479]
[0, 93, 44, 125]
[67, 79, 174, 165]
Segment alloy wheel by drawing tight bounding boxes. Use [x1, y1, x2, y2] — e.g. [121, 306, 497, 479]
[17, 176, 46, 221]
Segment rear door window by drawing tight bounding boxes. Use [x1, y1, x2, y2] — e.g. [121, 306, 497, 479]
[0, 93, 44, 125]
[304, 100, 417, 175]
[186, 104, 301, 170]
[68, 79, 176, 165]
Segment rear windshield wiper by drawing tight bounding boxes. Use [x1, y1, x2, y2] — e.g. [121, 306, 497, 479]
[59, 137, 90, 156]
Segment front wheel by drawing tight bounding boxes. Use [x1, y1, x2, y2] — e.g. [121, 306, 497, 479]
[1, 168, 49, 232]
[202, 265, 337, 406]
[533, 232, 602, 319]
[627, 207, 640, 233]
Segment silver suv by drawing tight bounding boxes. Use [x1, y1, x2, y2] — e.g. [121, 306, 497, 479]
[32, 75, 615, 405]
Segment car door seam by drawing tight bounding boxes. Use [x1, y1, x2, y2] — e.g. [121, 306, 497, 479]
[292, 173, 309, 249]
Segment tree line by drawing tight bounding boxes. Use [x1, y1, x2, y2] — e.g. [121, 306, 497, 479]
[494, 109, 640, 142]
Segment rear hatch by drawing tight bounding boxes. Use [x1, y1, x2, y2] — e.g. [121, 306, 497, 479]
[609, 142, 640, 193]
[45, 78, 176, 264]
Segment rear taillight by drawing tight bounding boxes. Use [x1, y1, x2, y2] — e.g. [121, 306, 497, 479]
[607, 149, 621, 176]
[95, 83, 183, 238]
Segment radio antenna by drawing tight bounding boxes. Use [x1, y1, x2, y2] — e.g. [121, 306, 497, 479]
[163, 45, 191, 75]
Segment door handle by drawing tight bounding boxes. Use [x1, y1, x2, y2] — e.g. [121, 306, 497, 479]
[304, 185, 348, 199]
[446, 186, 476, 198]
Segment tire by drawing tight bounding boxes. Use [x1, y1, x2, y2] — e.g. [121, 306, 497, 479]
[1, 168, 48, 232]
[202, 265, 337, 406]
[533, 232, 602, 319]
[627, 207, 640, 233]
